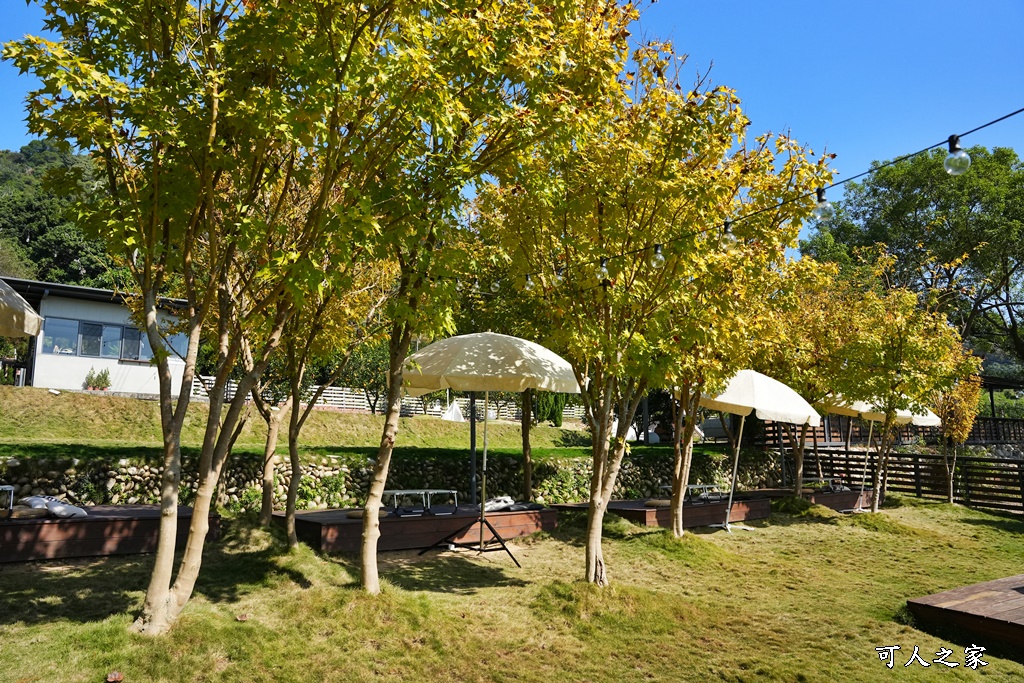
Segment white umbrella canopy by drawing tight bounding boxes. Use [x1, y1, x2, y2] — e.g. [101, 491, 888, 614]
[403, 332, 580, 397]
[699, 369, 821, 427]
[0, 279, 42, 338]
[697, 370, 820, 532]
[402, 332, 579, 562]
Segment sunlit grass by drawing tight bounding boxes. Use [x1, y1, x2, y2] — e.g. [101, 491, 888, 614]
[1, 501, 1022, 682]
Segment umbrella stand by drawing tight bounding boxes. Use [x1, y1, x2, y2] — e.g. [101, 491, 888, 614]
[418, 390, 521, 567]
[841, 420, 875, 514]
[710, 414, 755, 533]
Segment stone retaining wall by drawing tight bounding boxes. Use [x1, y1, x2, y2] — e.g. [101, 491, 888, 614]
[0, 447, 784, 513]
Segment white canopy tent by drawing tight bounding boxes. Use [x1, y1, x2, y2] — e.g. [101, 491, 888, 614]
[403, 332, 580, 561]
[699, 370, 821, 531]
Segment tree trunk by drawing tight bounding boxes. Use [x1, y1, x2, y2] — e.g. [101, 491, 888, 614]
[582, 381, 645, 586]
[670, 387, 700, 537]
[133, 292, 197, 636]
[585, 493, 609, 585]
[790, 424, 809, 497]
[361, 325, 412, 594]
[522, 388, 533, 502]
[870, 415, 895, 512]
[285, 434, 302, 549]
[259, 398, 291, 526]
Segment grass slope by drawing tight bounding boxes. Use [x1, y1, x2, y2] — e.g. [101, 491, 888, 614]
[1, 501, 1022, 682]
[0, 385, 587, 452]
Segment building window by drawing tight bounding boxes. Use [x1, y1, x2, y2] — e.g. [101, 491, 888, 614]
[42, 318, 80, 355]
[121, 327, 154, 362]
[79, 323, 124, 358]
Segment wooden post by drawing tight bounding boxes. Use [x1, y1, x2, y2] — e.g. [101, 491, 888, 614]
[914, 454, 922, 498]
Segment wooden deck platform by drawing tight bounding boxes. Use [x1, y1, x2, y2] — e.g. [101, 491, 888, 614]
[551, 496, 771, 528]
[907, 575, 1024, 649]
[748, 488, 874, 511]
[275, 506, 558, 554]
[0, 505, 220, 563]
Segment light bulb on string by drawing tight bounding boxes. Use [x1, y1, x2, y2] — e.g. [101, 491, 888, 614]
[944, 134, 971, 175]
[649, 244, 666, 268]
[523, 274, 536, 292]
[490, 280, 500, 293]
[473, 279, 481, 293]
[553, 267, 565, 285]
[811, 188, 835, 221]
[596, 257, 610, 281]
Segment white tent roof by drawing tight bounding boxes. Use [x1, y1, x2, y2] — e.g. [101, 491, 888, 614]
[0, 279, 43, 338]
[403, 332, 580, 397]
[699, 370, 821, 427]
[824, 396, 940, 426]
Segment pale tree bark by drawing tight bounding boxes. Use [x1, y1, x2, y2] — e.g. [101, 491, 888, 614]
[942, 440, 958, 504]
[522, 388, 533, 502]
[670, 385, 701, 537]
[580, 373, 646, 586]
[249, 389, 292, 527]
[361, 322, 413, 594]
[788, 423, 810, 497]
[135, 275, 290, 634]
[870, 415, 896, 512]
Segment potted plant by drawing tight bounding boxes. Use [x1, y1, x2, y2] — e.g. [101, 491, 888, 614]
[83, 367, 96, 390]
[95, 368, 111, 391]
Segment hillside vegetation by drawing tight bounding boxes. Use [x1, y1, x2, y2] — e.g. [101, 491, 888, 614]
[0, 386, 587, 451]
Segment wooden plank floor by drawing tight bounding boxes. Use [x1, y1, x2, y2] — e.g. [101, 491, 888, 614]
[907, 575, 1024, 649]
[1, 505, 220, 563]
[274, 506, 557, 554]
[551, 497, 771, 528]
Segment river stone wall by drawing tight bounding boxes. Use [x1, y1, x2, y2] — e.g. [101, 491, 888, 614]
[0, 447, 782, 513]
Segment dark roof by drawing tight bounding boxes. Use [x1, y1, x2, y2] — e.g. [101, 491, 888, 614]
[980, 375, 1024, 391]
[0, 276, 186, 312]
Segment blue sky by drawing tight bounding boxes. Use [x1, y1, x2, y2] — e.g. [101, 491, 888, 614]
[1, 0, 1022, 196]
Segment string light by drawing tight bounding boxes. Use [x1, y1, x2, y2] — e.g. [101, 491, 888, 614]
[649, 244, 666, 268]
[523, 274, 536, 291]
[553, 267, 565, 285]
[490, 280, 500, 293]
[811, 188, 835, 221]
[944, 134, 971, 176]
[596, 257, 610, 280]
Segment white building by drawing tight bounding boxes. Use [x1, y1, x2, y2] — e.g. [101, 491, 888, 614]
[2, 277, 187, 395]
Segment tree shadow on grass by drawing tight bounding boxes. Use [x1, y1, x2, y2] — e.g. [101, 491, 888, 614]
[0, 521, 318, 626]
[0, 554, 148, 626]
[325, 549, 528, 595]
[960, 515, 1024, 536]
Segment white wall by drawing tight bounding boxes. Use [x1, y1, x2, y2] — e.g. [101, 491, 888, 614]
[32, 296, 184, 395]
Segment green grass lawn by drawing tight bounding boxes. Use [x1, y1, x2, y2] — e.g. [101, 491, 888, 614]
[1, 499, 1022, 682]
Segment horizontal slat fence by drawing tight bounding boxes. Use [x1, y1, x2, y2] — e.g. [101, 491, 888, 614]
[791, 447, 1024, 514]
[758, 416, 1024, 448]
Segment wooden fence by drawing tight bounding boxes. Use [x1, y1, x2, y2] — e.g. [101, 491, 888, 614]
[789, 447, 1024, 515]
[756, 415, 1024, 449]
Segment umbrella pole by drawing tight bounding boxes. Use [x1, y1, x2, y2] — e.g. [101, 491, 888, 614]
[470, 392, 478, 506]
[480, 390, 489, 549]
[722, 414, 746, 531]
[850, 421, 874, 513]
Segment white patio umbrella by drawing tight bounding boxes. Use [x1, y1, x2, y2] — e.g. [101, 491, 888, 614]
[403, 332, 580, 559]
[700, 370, 820, 531]
[824, 398, 940, 512]
[0, 279, 42, 338]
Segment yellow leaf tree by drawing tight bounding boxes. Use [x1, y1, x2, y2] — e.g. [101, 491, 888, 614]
[484, 42, 831, 580]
